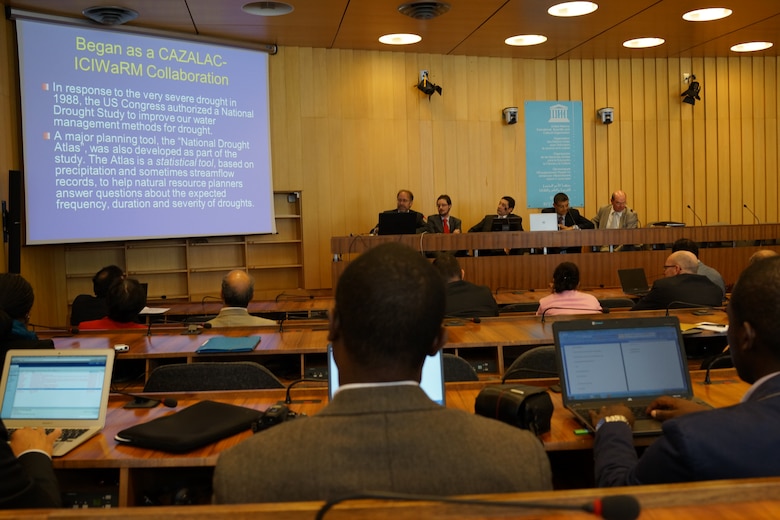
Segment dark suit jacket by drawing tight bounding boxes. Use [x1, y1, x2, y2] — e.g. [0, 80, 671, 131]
[213, 385, 552, 503]
[445, 280, 499, 318]
[425, 214, 462, 234]
[0, 421, 61, 508]
[631, 273, 724, 311]
[468, 214, 523, 233]
[593, 374, 780, 486]
[373, 209, 426, 234]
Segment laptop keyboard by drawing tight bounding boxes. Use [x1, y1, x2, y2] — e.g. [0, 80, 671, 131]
[8, 428, 88, 442]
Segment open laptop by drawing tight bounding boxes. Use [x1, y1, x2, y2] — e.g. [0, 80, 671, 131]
[618, 268, 651, 296]
[1, 348, 115, 456]
[377, 212, 418, 235]
[553, 317, 707, 436]
[529, 213, 558, 231]
[327, 344, 445, 405]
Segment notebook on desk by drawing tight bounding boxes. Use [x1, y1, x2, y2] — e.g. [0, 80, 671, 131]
[0, 348, 115, 456]
[553, 317, 708, 436]
[618, 268, 650, 296]
[327, 344, 446, 405]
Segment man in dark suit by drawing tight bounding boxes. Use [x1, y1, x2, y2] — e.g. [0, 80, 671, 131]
[425, 194, 462, 234]
[468, 196, 524, 256]
[0, 421, 61, 508]
[432, 252, 498, 318]
[591, 255, 780, 486]
[213, 243, 551, 503]
[540, 192, 594, 254]
[631, 251, 723, 311]
[373, 189, 426, 234]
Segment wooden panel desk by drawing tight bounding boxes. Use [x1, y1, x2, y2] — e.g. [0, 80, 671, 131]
[51, 369, 746, 507]
[332, 224, 780, 292]
[4, 477, 780, 519]
[50, 308, 728, 380]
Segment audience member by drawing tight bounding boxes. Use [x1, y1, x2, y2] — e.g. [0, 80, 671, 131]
[591, 190, 639, 252]
[213, 243, 552, 503]
[0, 273, 53, 361]
[70, 265, 125, 326]
[591, 256, 780, 485]
[0, 421, 62, 508]
[749, 249, 778, 264]
[536, 262, 603, 317]
[431, 252, 498, 318]
[206, 270, 276, 327]
[671, 238, 726, 297]
[631, 251, 723, 311]
[78, 278, 147, 330]
[468, 196, 523, 233]
[372, 189, 426, 234]
[540, 192, 594, 253]
[426, 195, 462, 234]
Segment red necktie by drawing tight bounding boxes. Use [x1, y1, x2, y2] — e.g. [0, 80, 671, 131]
[443, 218, 450, 233]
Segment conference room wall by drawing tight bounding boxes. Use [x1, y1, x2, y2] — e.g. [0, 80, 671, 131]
[1, 22, 779, 324]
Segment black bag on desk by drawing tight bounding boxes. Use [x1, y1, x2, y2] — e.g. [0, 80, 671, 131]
[474, 384, 553, 435]
[115, 400, 263, 453]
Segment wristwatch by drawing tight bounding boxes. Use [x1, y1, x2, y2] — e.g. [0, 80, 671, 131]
[595, 415, 629, 431]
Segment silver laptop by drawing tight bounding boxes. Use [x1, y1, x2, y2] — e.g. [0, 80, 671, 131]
[554, 317, 708, 436]
[529, 213, 558, 231]
[1, 349, 115, 456]
[618, 268, 650, 296]
[327, 344, 445, 405]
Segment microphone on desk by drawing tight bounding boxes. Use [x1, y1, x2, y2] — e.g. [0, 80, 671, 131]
[743, 203, 761, 224]
[664, 301, 713, 317]
[112, 389, 178, 409]
[686, 205, 704, 226]
[283, 378, 325, 405]
[315, 491, 640, 520]
[541, 306, 609, 324]
[703, 350, 732, 385]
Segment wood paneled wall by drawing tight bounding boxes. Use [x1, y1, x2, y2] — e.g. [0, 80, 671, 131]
[1, 20, 779, 323]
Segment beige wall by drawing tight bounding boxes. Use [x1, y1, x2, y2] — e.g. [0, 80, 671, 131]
[2, 17, 779, 324]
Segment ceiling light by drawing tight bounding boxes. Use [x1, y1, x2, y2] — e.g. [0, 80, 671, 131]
[548, 2, 598, 17]
[682, 8, 732, 22]
[82, 6, 138, 25]
[623, 37, 665, 49]
[398, 2, 451, 20]
[379, 33, 422, 46]
[504, 35, 548, 47]
[242, 2, 294, 16]
[731, 41, 774, 53]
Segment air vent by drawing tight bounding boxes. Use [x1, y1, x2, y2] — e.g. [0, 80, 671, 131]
[398, 2, 451, 20]
[82, 6, 139, 25]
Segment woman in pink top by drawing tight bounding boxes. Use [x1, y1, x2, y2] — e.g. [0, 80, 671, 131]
[536, 262, 603, 317]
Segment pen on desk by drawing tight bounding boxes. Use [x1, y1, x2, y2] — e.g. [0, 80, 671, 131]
[574, 429, 590, 435]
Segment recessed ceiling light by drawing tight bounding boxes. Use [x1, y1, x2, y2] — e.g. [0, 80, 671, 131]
[505, 35, 548, 47]
[731, 41, 774, 52]
[242, 2, 294, 16]
[379, 33, 422, 46]
[548, 2, 598, 17]
[682, 8, 732, 22]
[623, 37, 665, 49]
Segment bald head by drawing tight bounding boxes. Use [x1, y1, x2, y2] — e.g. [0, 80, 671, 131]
[749, 249, 778, 265]
[610, 190, 627, 212]
[665, 251, 699, 277]
[221, 270, 254, 308]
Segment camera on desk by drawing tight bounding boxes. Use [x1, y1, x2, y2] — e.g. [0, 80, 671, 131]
[251, 404, 302, 433]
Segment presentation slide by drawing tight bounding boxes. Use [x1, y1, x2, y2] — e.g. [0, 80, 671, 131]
[15, 18, 276, 244]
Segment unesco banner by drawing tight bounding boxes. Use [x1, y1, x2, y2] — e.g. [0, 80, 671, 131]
[524, 101, 584, 209]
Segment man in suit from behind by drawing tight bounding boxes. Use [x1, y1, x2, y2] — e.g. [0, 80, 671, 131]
[426, 194, 462, 234]
[432, 252, 498, 318]
[630, 251, 723, 311]
[540, 192, 594, 253]
[206, 270, 276, 327]
[213, 242, 551, 503]
[591, 255, 780, 486]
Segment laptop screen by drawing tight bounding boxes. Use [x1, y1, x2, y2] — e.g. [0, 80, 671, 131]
[618, 268, 649, 294]
[1, 352, 111, 421]
[489, 217, 522, 232]
[554, 317, 691, 403]
[327, 344, 445, 405]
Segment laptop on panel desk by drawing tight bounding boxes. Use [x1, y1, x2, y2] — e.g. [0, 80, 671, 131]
[327, 344, 446, 405]
[618, 268, 651, 297]
[529, 213, 558, 232]
[377, 212, 417, 235]
[0, 349, 115, 456]
[553, 317, 709, 436]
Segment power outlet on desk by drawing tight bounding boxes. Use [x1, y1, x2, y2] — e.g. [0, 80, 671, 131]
[470, 360, 496, 373]
[305, 366, 328, 379]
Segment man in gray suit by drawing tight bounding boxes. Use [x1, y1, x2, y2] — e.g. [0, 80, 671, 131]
[591, 190, 639, 252]
[213, 243, 552, 503]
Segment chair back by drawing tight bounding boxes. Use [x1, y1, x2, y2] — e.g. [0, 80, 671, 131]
[503, 346, 558, 381]
[498, 302, 540, 314]
[143, 361, 284, 392]
[597, 298, 635, 310]
[442, 353, 479, 382]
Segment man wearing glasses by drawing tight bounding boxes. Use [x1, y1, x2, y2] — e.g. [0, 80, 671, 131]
[631, 251, 723, 311]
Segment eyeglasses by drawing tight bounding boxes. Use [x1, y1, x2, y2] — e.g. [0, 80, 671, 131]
[663, 265, 678, 269]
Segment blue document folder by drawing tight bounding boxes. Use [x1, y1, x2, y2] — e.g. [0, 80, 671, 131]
[196, 336, 261, 353]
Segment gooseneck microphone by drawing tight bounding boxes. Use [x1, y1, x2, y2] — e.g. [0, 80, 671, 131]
[664, 301, 712, 317]
[743, 204, 760, 224]
[315, 491, 640, 520]
[703, 350, 732, 385]
[541, 306, 609, 324]
[686, 205, 704, 226]
[113, 389, 178, 408]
